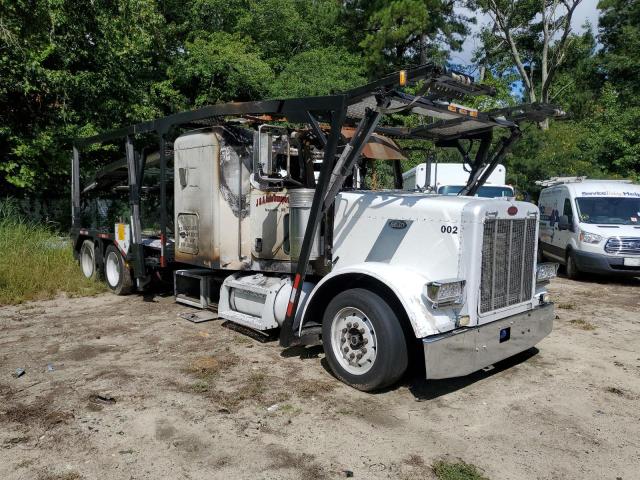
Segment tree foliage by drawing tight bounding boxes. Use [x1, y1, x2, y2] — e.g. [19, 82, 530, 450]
[472, 0, 640, 196]
[358, 0, 470, 74]
[0, 0, 638, 208]
[469, 0, 583, 115]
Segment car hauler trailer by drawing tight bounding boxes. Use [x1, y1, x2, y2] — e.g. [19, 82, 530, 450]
[71, 64, 562, 391]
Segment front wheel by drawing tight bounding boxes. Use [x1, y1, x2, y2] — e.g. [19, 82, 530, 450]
[104, 244, 134, 295]
[322, 288, 408, 391]
[566, 251, 581, 280]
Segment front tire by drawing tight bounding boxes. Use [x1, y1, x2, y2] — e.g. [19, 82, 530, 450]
[104, 244, 133, 295]
[322, 288, 408, 392]
[566, 250, 581, 280]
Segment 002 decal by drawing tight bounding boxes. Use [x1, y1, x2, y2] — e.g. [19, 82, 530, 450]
[440, 225, 458, 234]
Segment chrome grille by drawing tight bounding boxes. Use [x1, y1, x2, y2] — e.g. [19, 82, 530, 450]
[604, 237, 640, 255]
[480, 218, 536, 314]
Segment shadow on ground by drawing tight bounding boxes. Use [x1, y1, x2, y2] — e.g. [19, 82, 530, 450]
[407, 347, 540, 401]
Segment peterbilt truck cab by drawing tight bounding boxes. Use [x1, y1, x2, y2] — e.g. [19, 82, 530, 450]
[71, 64, 563, 391]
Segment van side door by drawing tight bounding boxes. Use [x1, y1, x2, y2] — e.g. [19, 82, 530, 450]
[553, 194, 576, 258]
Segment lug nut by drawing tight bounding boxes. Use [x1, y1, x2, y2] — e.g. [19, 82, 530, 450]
[361, 347, 367, 354]
[359, 328, 365, 334]
[340, 337, 346, 344]
[343, 347, 349, 353]
[353, 322, 359, 329]
[342, 328, 347, 333]
[347, 322, 352, 328]
[349, 353, 355, 359]
[363, 338, 368, 345]
[356, 353, 363, 360]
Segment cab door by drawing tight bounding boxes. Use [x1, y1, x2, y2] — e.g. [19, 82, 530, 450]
[538, 189, 558, 258]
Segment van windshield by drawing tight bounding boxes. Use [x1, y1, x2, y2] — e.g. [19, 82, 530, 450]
[576, 197, 640, 225]
[438, 185, 514, 198]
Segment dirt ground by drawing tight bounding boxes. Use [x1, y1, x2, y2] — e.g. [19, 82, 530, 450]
[1, 275, 639, 480]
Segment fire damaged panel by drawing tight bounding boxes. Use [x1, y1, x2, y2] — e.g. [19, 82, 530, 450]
[177, 213, 199, 255]
[174, 127, 253, 270]
[218, 126, 252, 220]
[174, 130, 220, 268]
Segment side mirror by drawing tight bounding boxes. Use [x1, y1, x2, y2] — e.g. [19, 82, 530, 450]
[258, 131, 274, 175]
[558, 215, 570, 231]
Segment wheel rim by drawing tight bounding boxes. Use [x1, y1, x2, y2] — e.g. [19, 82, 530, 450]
[81, 245, 94, 278]
[330, 307, 377, 375]
[105, 251, 121, 287]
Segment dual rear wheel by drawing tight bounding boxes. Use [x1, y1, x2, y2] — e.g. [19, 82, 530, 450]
[79, 240, 133, 295]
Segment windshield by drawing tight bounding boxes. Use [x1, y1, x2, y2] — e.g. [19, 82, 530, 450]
[576, 197, 640, 225]
[438, 185, 514, 198]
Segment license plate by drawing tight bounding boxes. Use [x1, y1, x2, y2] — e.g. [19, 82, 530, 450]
[623, 257, 640, 267]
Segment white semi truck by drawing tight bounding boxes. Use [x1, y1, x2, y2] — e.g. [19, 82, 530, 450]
[71, 65, 562, 391]
[403, 162, 514, 197]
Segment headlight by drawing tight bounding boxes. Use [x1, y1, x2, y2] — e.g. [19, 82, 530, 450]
[424, 279, 465, 307]
[579, 230, 602, 244]
[536, 262, 558, 283]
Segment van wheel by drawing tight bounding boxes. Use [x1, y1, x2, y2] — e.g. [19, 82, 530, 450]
[104, 244, 133, 295]
[79, 240, 98, 280]
[322, 288, 408, 392]
[566, 251, 581, 280]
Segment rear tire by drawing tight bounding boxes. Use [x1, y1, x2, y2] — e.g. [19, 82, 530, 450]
[104, 244, 133, 295]
[322, 288, 408, 392]
[79, 240, 98, 280]
[566, 251, 581, 280]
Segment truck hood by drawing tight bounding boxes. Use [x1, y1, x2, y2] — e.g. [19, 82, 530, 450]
[333, 190, 537, 280]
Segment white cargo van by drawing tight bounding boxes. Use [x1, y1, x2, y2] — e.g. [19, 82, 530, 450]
[403, 162, 514, 198]
[537, 178, 640, 278]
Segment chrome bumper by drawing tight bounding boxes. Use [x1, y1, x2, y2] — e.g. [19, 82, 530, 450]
[422, 303, 554, 379]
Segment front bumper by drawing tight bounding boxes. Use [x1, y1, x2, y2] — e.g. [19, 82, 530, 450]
[573, 250, 640, 276]
[422, 303, 554, 379]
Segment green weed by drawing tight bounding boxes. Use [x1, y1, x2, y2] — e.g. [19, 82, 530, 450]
[0, 199, 105, 305]
[432, 460, 489, 480]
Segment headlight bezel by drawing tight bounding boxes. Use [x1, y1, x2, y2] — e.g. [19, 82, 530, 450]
[579, 230, 603, 244]
[423, 279, 466, 308]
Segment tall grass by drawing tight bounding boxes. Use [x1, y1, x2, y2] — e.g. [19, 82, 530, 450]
[0, 199, 105, 305]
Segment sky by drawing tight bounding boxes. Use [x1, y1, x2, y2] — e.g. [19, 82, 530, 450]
[452, 0, 601, 67]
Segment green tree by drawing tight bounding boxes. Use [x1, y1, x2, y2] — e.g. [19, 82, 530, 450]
[359, 0, 471, 74]
[597, 0, 640, 102]
[270, 47, 365, 97]
[0, 0, 169, 192]
[469, 0, 583, 127]
[168, 32, 274, 106]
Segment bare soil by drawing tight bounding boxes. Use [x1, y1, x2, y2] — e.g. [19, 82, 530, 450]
[1, 276, 639, 480]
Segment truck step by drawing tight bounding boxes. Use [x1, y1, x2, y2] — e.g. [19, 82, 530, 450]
[174, 269, 219, 309]
[217, 309, 277, 331]
[221, 320, 276, 343]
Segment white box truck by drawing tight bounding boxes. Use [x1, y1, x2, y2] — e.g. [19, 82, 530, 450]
[537, 177, 640, 278]
[403, 162, 514, 197]
[71, 65, 562, 391]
